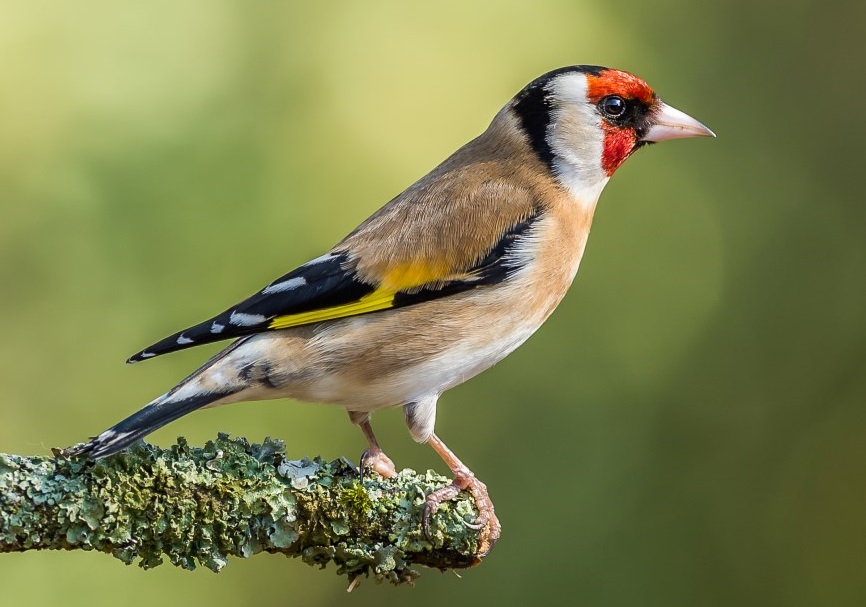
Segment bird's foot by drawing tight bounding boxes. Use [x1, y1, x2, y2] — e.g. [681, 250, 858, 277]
[423, 470, 501, 557]
[359, 446, 397, 479]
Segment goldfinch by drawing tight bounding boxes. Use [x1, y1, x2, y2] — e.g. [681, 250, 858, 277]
[66, 65, 713, 552]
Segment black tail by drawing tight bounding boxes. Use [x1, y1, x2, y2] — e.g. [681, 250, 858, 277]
[63, 389, 234, 459]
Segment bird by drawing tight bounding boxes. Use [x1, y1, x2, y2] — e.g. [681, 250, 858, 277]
[64, 65, 713, 553]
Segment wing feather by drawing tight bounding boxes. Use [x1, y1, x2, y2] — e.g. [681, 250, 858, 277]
[127, 252, 374, 362]
[128, 166, 544, 363]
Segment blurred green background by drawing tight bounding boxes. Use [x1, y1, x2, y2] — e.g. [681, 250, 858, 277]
[2, 1, 865, 605]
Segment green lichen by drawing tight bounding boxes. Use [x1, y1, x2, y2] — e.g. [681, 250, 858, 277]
[0, 434, 488, 585]
[339, 481, 374, 529]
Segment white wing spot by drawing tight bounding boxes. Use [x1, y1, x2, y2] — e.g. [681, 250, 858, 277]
[229, 311, 267, 326]
[211, 321, 225, 334]
[263, 276, 307, 294]
[177, 334, 194, 345]
[306, 253, 336, 266]
[139, 351, 156, 359]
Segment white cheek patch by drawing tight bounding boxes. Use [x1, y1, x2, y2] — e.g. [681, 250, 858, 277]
[545, 73, 609, 207]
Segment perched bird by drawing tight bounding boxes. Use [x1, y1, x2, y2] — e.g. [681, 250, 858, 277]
[65, 65, 713, 552]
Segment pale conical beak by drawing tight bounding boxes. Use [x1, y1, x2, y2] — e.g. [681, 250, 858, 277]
[642, 102, 715, 142]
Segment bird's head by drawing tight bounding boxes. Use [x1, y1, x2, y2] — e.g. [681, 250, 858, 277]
[509, 65, 714, 200]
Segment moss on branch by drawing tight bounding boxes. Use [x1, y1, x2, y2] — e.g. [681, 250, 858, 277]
[0, 434, 488, 586]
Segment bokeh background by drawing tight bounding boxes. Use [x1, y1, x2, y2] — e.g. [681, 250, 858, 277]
[2, 1, 865, 605]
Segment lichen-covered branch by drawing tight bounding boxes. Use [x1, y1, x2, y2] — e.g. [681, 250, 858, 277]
[0, 434, 488, 586]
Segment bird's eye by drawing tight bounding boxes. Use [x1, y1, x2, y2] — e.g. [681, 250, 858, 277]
[599, 96, 627, 119]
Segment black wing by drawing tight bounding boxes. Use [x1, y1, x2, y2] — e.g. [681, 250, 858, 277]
[127, 208, 540, 363]
[128, 252, 372, 362]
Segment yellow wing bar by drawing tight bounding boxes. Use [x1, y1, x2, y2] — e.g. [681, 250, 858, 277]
[267, 289, 396, 330]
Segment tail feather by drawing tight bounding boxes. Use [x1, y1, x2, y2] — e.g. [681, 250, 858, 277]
[64, 389, 235, 459]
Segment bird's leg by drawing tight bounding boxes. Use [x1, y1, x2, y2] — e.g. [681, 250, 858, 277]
[348, 411, 397, 479]
[423, 433, 500, 556]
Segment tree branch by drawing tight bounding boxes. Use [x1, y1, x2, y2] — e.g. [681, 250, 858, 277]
[0, 434, 490, 587]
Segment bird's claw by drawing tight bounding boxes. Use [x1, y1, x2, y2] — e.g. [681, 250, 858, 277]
[461, 516, 487, 531]
[422, 473, 500, 556]
[422, 483, 461, 541]
[359, 447, 397, 480]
